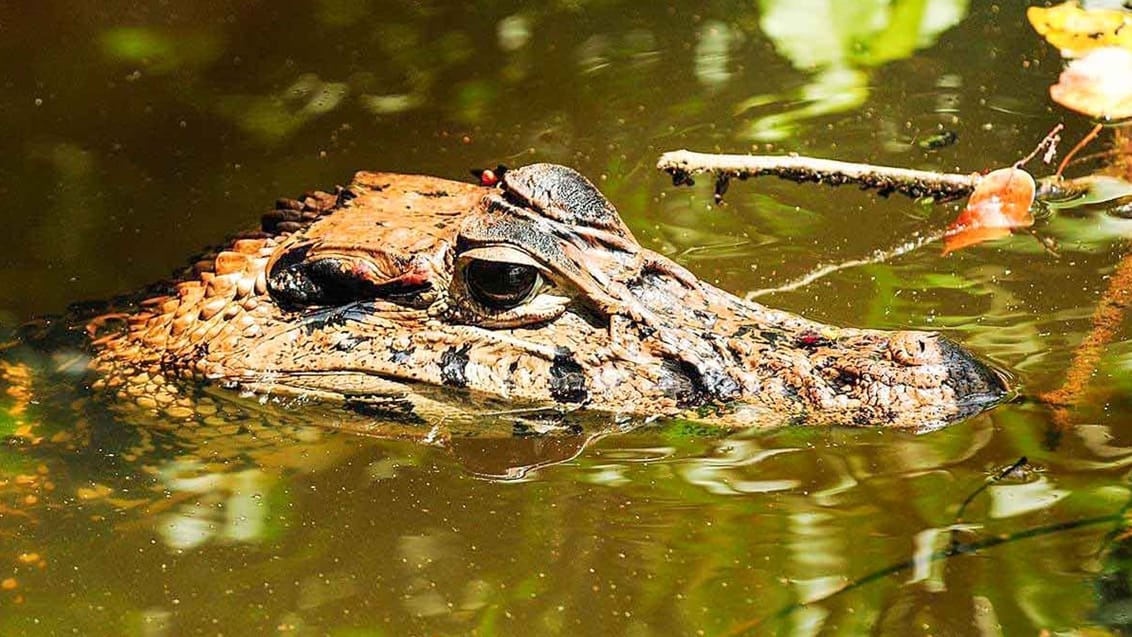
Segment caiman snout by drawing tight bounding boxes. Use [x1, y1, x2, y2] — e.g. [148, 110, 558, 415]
[888, 331, 1006, 396]
[934, 335, 1009, 404]
[882, 330, 1007, 424]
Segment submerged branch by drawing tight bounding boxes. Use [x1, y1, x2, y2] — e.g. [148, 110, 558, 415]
[657, 149, 1098, 203]
[658, 149, 980, 201]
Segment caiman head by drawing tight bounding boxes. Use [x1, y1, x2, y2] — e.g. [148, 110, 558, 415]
[93, 164, 1007, 431]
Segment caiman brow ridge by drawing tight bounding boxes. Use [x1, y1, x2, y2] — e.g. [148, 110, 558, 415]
[85, 163, 1007, 432]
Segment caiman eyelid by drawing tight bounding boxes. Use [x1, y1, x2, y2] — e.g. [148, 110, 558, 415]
[456, 246, 547, 273]
[267, 246, 432, 309]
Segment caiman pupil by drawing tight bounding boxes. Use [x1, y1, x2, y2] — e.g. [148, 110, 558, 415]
[465, 259, 542, 309]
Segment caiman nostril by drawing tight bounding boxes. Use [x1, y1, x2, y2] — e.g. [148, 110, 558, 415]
[888, 331, 941, 366]
[937, 337, 1010, 399]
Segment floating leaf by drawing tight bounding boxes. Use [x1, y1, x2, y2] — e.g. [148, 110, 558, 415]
[942, 224, 1013, 254]
[1049, 47, 1132, 120]
[1027, 2, 1132, 58]
[943, 167, 1036, 254]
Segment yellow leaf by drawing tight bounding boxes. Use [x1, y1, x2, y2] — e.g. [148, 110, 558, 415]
[1028, 2, 1132, 58]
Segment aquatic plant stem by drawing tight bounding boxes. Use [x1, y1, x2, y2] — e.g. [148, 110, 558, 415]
[1040, 247, 1132, 435]
[721, 513, 1119, 636]
[951, 457, 1029, 526]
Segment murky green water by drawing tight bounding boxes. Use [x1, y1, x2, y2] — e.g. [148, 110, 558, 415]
[3, 1, 1132, 634]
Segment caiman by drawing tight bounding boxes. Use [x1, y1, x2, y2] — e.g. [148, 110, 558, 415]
[67, 163, 1005, 435]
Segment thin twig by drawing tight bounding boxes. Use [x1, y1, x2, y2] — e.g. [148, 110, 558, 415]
[1069, 149, 1122, 166]
[1014, 123, 1063, 169]
[745, 230, 945, 299]
[1057, 123, 1104, 178]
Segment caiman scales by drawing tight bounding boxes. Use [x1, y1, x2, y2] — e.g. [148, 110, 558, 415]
[84, 164, 1006, 432]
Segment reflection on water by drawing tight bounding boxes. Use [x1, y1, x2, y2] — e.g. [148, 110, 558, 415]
[678, 440, 802, 495]
[3, 0, 1132, 634]
[745, 0, 970, 141]
[3, 387, 1132, 633]
[155, 461, 272, 550]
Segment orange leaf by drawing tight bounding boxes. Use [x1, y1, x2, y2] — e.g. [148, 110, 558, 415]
[943, 168, 1035, 254]
[1049, 47, 1132, 120]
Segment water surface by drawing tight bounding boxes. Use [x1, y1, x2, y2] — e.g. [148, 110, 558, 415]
[3, 1, 1132, 634]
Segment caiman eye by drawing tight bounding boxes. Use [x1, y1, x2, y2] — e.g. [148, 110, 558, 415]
[464, 259, 542, 310]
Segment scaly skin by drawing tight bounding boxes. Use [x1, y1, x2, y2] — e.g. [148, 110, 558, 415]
[86, 164, 1006, 432]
